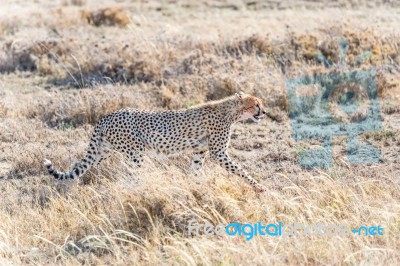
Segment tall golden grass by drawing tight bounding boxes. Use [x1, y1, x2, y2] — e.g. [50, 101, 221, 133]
[0, 0, 399, 265]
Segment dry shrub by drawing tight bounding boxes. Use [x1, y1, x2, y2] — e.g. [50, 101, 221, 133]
[1, 38, 72, 74]
[376, 70, 400, 97]
[285, 66, 398, 108]
[286, 27, 400, 67]
[159, 83, 180, 108]
[178, 51, 218, 75]
[223, 34, 272, 58]
[289, 34, 320, 61]
[342, 29, 399, 65]
[25, 88, 148, 128]
[206, 77, 238, 101]
[1, 36, 164, 87]
[62, 0, 87, 6]
[327, 82, 371, 123]
[363, 128, 398, 142]
[381, 101, 400, 114]
[81, 8, 130, 27]
[156, 79, 207, 110]
[96, 59, 160, 84]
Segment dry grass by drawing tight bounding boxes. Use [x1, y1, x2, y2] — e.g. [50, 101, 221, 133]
[81, 7, 130, 27]
[0, 0, 399, 265]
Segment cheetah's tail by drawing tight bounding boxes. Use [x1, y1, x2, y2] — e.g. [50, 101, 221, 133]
[44, 159, 79, 180]
[44, 118, 109, 180]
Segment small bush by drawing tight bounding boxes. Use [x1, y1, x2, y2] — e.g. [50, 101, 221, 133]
[81, 7, 130, 27]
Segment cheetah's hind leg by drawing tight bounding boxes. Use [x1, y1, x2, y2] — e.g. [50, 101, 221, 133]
[191, 150, 208, 175]
[190, 150, 209, 184]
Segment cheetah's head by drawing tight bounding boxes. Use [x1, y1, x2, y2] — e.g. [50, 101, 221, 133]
[235, 92, 267, 123]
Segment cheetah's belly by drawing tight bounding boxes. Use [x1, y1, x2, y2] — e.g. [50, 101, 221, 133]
[144, 132, 208, 158]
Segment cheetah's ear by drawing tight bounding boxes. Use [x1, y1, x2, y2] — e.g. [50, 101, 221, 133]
[235, 91, 245, 100]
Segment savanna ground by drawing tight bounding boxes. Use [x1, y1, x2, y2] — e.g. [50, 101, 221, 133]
[0, 0, 400, 265]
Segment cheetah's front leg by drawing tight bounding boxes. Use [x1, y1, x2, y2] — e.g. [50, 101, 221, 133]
[210, 151, 266, 192]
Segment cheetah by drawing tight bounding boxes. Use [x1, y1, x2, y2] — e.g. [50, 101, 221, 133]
[44, 92, 268, 192]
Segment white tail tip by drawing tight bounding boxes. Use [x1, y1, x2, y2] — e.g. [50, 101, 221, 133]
[44, 159, 52, 166]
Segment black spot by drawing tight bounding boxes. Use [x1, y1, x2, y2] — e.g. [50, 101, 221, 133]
[73, 168, 80, 176]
